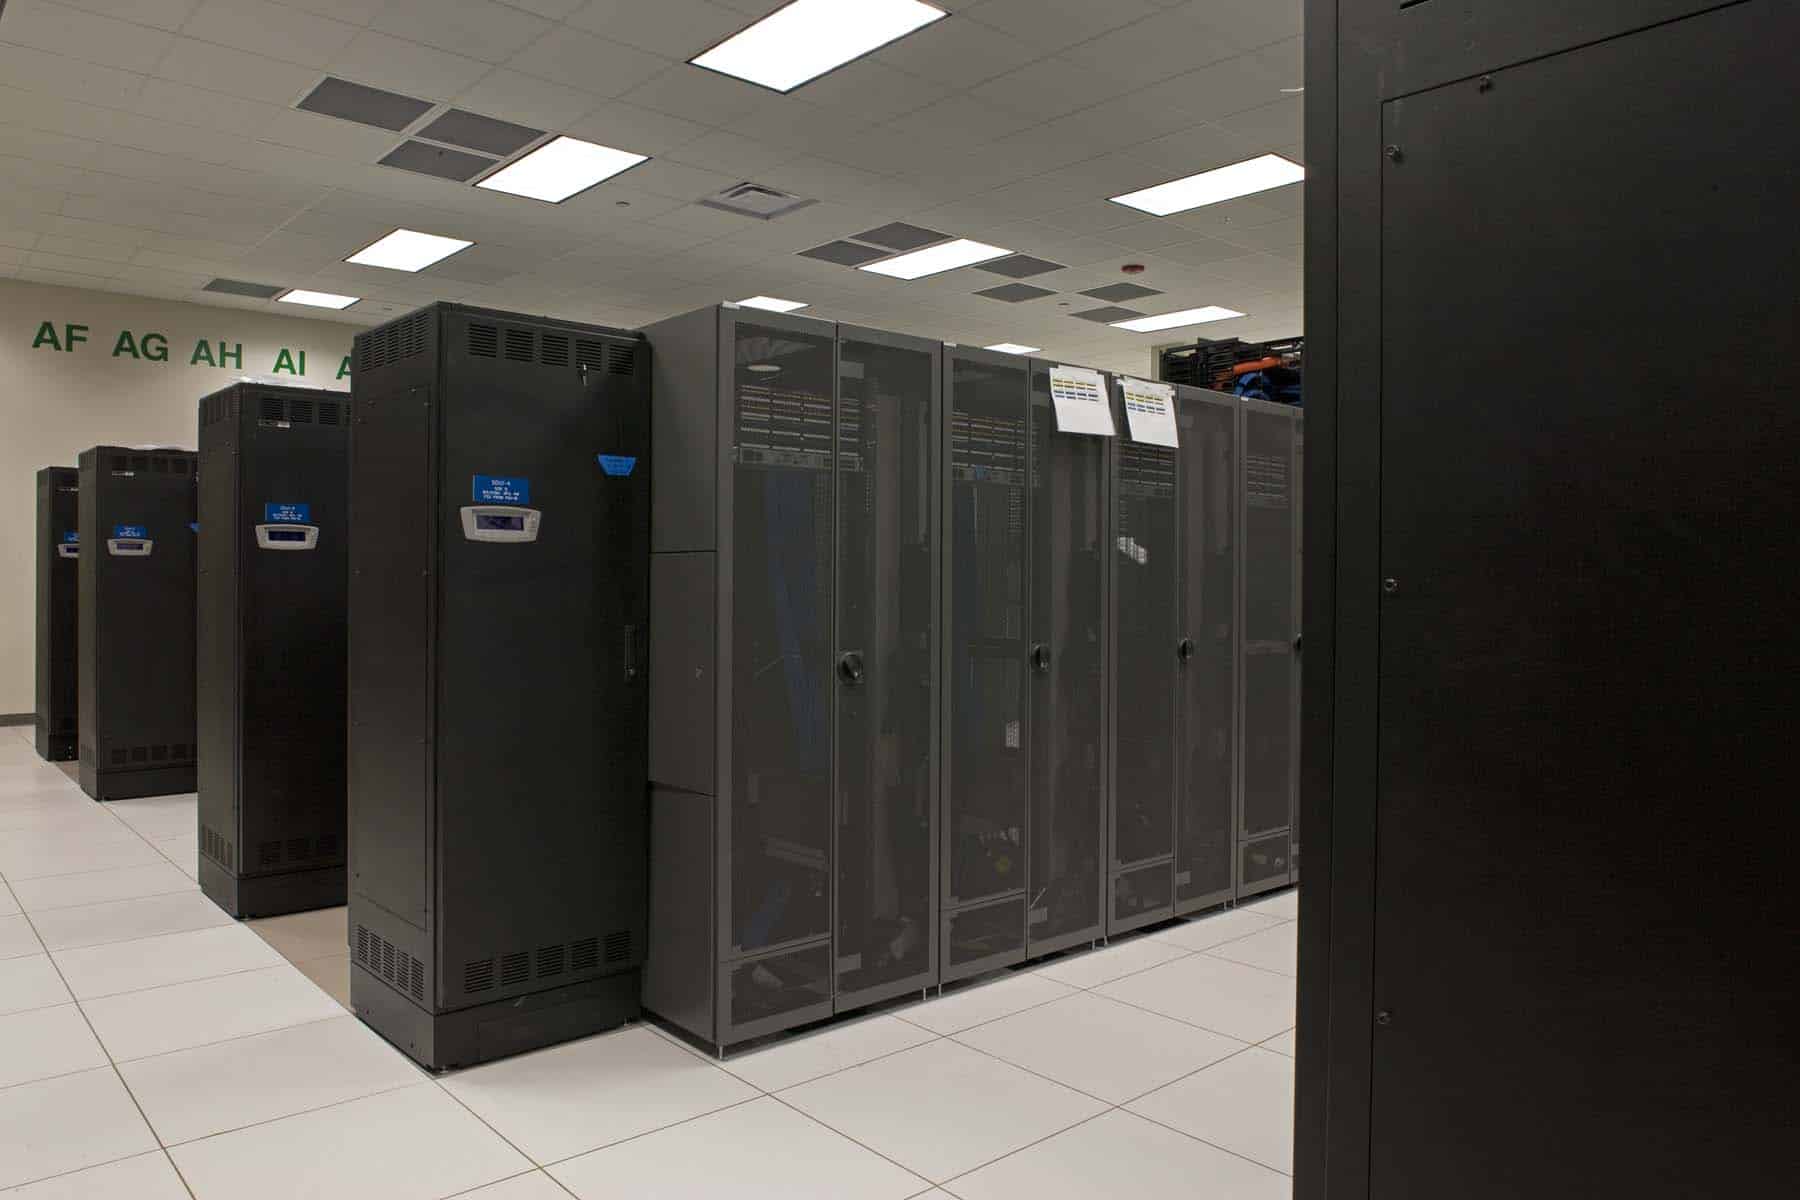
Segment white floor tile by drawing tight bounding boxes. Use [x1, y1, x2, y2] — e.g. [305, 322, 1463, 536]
[80, 963, 342, 1062]
[441, 1025, 757, 1164]
[0, 833, 165, 881]
[150, 834, 198, 880]
[0, 774, 79, 800]
[953, 991, 1245, 1104]
[54, 922, 282, 999]
[780, 1039, 1106, 1184]
[1208, 921, 1298, 977]
[898, 971, 1076, 1036]
[0, 954, 72, 1015]
[0, 1067, 158, 1191]
[1, 1150, 190, 1199]
[552, 1095, 927, 1199]
[0, 913, 43, 959]
[1128, 1047, 1296, 1175]
[0, 887, 17, 917]
[119, 1014, 422, 1145]
[0, 804, 127, 837]
[1031, 936, 1192, 990]
[170, 1082, 531, 1200]
[722, 1013, 937, 1092]
[943, 1109, 1290, 1200]
[1240, 888, 1299, 921]
[1261, 1028, 1295, 1056]
[8, 863, 197, 913]
[29, 890, 232, 952]
[103, 794, 195, 841]
[0, 1003, 108, 1089]
[1096, 953, 1296, 1043]
[1149, 906, 1285, 953]
[450, 1172, 573, 1199]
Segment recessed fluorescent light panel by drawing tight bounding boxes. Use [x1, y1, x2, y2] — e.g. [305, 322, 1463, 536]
[861, 239, 1011, 280]
[985, 343, 1041, 355]
[346, 229, 473, 272]
[737, 295, 809, 313]
[476, 136, 647, 203]
[692, 0, 948, 93]
[1110, 154, 1305, 216]
[1110, 306, 1245, 333]
[277, 289, 359, 310]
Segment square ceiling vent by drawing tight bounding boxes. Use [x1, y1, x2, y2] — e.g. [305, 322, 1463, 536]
[699, 182, 816, 220]
[297, 77, 433, 132]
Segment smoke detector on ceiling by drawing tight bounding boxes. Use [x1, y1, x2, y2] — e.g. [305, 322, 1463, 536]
[699, 182, 817, 220]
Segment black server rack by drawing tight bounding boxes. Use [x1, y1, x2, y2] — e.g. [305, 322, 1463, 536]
[77, 446, 197, 800]
[1237, 398, 1300, 897]
[35, 467, 80, 761]
[346, 304, 649, 1070]
[1298, 3, 1799, 1196]
[643, 305, 939, 1051]
[940, 348, 1108, 983]
[196, 383, 348, 918]
[1105, 383, 1239, 935]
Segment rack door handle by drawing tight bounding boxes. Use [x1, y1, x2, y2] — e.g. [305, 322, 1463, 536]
[1177, 637, 1196, 664]
[837, 650, 865, 685]
[1030, 643, 1052, 673]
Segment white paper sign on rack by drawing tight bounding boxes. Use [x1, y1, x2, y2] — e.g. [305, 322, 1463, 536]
[1048, 365, 1116, 436]
[1120, 377, 1179, 447]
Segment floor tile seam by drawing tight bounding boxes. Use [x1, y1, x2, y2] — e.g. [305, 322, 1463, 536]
[67, 955, 305, 1005]
[1080, 988, 1267, 1045]
[1122, 1102, 1296, 1177]
[0, 855, 194, 887]
[152, 1077, 424, 1152]
[0, 1142, 177, 1196]
[11, 883, 201, 915]
[1197, 945, 1298, 980]
[506, 1089, 769, 1173]
[0, 1039, 113, 1096]
[763, 1088, 942, 1193]
[30, 915, 239, 956]
[889, 981, 1080, 1038]
[941, 1029, 1146, 1110]
[932, 1101, 1125, 1189]
[725, 1025, 949, 1095]
[1056, 944, 1201, 992]
[103, 1010, 349, 1070]
[1109, 1036, 1270, 1107]
[442, 1168, 579, 1199]
[1, 850, 185, 883]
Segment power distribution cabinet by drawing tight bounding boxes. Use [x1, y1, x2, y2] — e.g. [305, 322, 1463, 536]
[1106, 383, 1239, 933]
[346, 304, 649, 1070]
[643, 305, 939, 1050]
[196, 383, 348, 918]
[77, 446, 197, 800]
[941, 348, 1108, 982]
[1238, 399, 1300, 897]
[35, 466, 79, 761]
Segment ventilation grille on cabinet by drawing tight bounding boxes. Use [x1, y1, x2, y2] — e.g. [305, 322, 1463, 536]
[255, 395, 343, 429]
[251, 835, 338, 867]
[1245, 452, 1291, 509]
[105, 743, 193, 768]
[540, 333, 568, 367]
[201, 825, 234, 869]
[468, 323, 498, 357]
[360, 309, 431, 372]
[200, 393, 241, 426]
[576, 339, 637, 376]
[504, 328, 534, 362]
[355, 925, 426, 1002]
[460, 929, 634, 997]
[468, 324, 636, 374]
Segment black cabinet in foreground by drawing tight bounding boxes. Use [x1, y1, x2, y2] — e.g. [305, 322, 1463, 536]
[35, 466, 79, 762]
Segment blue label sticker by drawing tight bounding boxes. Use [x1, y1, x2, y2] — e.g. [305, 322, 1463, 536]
[597, 454, 637, 477]
[189, 523, 199, 533]
[114, 524, 147, 540]
[264, 502, 311, 523]
[61, 531, 78, 545]
[473, 474, 529, 504]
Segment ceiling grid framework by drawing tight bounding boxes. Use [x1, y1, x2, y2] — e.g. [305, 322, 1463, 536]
[0, 0, 1304, 371]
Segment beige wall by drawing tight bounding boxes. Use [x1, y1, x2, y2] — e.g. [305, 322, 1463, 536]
[0, 278, 355, 715]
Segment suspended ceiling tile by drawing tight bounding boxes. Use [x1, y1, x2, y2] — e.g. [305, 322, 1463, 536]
[976, 282, 1057, 303]
[370, 0, 553, 63]
[183, 0, 361, 69]
[332, 33, 493, 103]
[505, 26, 670, 97]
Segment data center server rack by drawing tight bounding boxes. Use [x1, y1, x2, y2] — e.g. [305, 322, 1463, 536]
[643, 305, 941, 1052]
[346, 303, 650, 1070]
[77, 446, 197, 800]
[36, 466, 80, 761]
[196, 383, 349, 918]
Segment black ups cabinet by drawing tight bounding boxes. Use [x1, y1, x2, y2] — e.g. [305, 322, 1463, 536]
[196, 384, 348, 918]
[1106, 383, 1240, 933]
[1238, 398, 1300, 896]
[644, 306, 939, 1050]
[36, 467, 79, 761]
[346, 303, 650, 1070]
[77, 446, 197, 800]
[941, 348, 1109, 981]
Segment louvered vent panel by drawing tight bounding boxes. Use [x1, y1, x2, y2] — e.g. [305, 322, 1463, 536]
[540, 333, 569, 367]
[574, 340, 607, 371]
[504, 328, 534, 362]
[569, 937, 598, 973]
[287, 837, 310, 861]
[604, 930, 633, 963]
[288, 398, 314, 424]
[400, 311, 427, 359]
[500, 951, 529, 987]
[408, 957, 424, 1001]
[260, 398, 283, 422]
[259, 841, 280, 867]
[465, 958, 494, 993]
[319, 401, 340, 425]
[536, 945, 565, 979]
[605, 343, 636, 376]
[469, 324, 498, 357]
